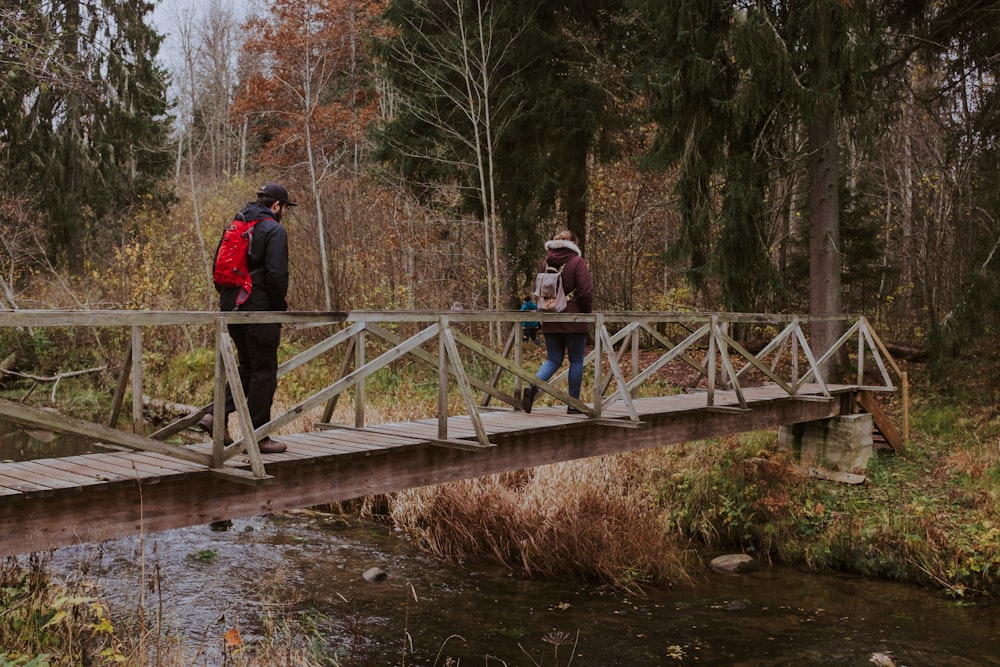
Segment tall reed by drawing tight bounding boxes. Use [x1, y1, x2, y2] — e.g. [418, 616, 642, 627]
[390, 452, 698, 591]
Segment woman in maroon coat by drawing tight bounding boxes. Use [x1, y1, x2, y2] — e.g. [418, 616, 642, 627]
[522, 229, 593, 414]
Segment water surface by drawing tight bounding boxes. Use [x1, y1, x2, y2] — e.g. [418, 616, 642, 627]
[0, 419, 105, 461]
[47, 512, 1000, 666]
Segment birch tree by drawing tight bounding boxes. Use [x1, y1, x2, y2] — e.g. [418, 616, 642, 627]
[377, 0, 527, 315]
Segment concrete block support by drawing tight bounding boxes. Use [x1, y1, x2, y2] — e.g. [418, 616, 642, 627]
[778, 413, 874, 474]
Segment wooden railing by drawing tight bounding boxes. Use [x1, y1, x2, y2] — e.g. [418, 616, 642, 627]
[0, 310, 903, 481]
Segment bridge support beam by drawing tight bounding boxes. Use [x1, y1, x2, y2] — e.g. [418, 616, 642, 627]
[777, 412, 874, 475]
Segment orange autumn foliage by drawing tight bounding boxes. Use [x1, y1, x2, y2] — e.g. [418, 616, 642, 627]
[232, 0, 389, 171]
[224, 627, 242, 647]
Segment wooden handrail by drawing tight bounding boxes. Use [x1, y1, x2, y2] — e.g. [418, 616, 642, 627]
[0, 310, 903, 480]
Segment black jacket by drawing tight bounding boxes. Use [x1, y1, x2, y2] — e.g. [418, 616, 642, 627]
[215, 202, 289, 312]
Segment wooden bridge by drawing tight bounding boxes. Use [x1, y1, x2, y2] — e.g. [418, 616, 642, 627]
[0, 310, 905, 556]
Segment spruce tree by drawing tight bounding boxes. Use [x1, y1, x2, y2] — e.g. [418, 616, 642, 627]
[629, 0, 927, 356]
[0, 0, 172, 274]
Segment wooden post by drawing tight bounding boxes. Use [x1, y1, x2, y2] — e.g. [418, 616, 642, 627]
[718, 319, 730, 389]
[514, 322, 523, 400]
[321, 336, 356, 423]
[630, 327, 640, 399]
[107, 343, 131, 427]
[480, 324, 517, 407]
[707, 316, 717, 406]
[715, 323, 748, 409]
[219, 333, 266, 478]
[598, 324, 638, 422]
[592, 313, 603, 419]
[130, 326, 143, 434]
[212, 318, 228, 463]
[442, 322, 491, 447]
[791, 317, 799, 391]
[438, 316, 449, 440]
[857, 318, 865, 386]
[902, 371, 909, 444]
[354, 328, 366, 428]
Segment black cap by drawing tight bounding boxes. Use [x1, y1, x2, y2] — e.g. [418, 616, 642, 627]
[256, 183, 298, 206]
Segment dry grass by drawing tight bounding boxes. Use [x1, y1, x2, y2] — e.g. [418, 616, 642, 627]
[390, 452, 698, 591]
[0, 555, 121, 665]
[942, 428, 1000, 480]
[275, 371, 703, 591]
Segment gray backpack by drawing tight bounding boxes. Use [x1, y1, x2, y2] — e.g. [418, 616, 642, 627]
[533, 263, 571, 312]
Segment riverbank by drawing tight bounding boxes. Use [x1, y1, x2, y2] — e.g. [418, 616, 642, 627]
[390, 356, 1000, 598]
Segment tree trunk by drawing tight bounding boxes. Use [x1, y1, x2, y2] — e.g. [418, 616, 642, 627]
[179, 20, 212, 305]
[900, 125, 914, 319]
[564, 141, 589, 253]
[61, 0, 85, 275]
[807, 103, 845, 379]
[305, 115, 333, 311]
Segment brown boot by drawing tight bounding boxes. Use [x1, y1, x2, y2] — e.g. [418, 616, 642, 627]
[197, 412, 213, 432]
[257, 437, 287, 454]
[198, 413, 233, 445]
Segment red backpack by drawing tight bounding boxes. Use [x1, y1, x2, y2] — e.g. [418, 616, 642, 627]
[213, 214, 272, 306]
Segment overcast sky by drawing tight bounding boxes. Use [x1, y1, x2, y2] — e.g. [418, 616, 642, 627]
[149, 0, 258, 113]
[150, 0, 254, 72]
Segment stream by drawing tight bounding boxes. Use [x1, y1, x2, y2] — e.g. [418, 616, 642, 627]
[3, 423, 999, 666]
[43, 510, 1000, 667]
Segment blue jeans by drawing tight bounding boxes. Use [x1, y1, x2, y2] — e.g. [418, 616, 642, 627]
[536, 332, 587, 399]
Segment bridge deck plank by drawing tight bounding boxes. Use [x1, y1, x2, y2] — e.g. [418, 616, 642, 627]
[286, 431, 402, 454]
[0, 484, 20, 497]
[0, 473, 55, 496]
[58, 455, 152, 483]
[101, 452, 199, 478]
[291, 430, 400, 451]
[313, 426, 432, 449]
[0, 462, 86, 492]
[23, 458, 115, 490]
[139, 450, 208, 468]
[263, 434, 354, 457]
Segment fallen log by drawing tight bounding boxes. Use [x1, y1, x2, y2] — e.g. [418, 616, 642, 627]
[1, 365, 106, 402]
[883, 341, 927, 362]
[142, 395, 201, 423]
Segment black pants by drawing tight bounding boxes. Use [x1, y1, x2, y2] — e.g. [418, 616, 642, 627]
[223, 322, 281, 429]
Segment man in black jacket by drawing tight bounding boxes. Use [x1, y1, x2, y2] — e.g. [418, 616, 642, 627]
[202, 183, 294, 454]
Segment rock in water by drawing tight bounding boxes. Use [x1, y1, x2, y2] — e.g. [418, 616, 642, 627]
[709, 554, 757, 574]
[362, 566, 387, 582]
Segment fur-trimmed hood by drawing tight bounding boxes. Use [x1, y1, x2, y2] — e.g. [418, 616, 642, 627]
[543, 239, 582, 256]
